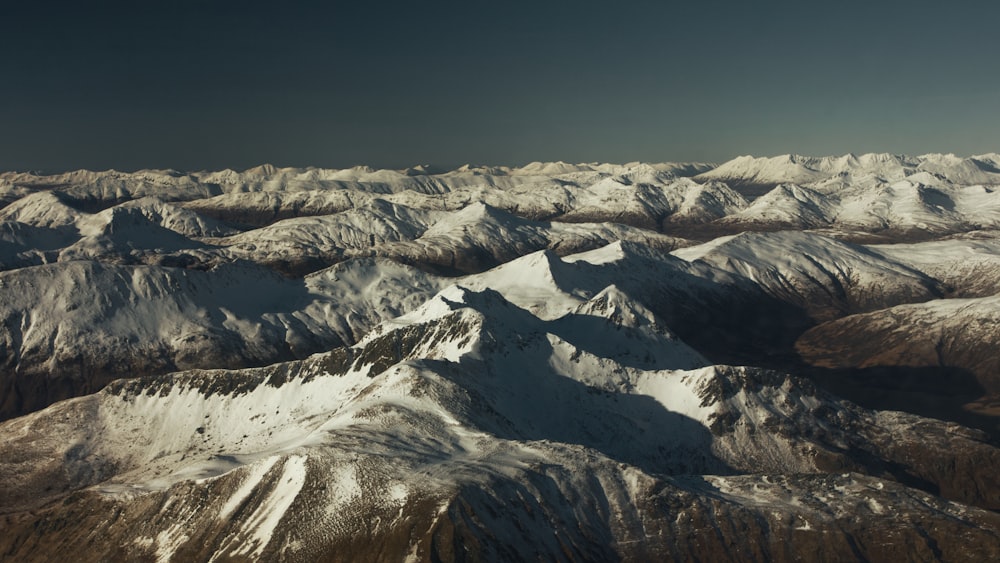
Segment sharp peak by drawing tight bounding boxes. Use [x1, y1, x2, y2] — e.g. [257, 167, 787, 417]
[504, 247, 564, 267]
[436, 284, 511, 309]
[580, 284, 651, 311]
[564, 239, 683, 266]
[397, 284, 523, 324]
[762, 183, 823, 196]
[402, 163, 449, 176]
[454, 201, 519, 220]
[723, 152, 912, 162]
[568, 284, 666, 326]
[605, 238, 682, 259]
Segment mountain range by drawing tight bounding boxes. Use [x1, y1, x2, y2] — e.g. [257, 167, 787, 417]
[2, 154, 1000, 561]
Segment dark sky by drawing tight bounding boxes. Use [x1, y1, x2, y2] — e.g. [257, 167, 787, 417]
[3, 0, 999, 171]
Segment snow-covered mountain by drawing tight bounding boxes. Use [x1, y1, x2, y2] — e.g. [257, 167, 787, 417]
[4, 155, 1000, 560]
[0, 259, 445, 419]
[7, 156, 1000, 243]
[869, 234, 1000, 297]
[719, 183, 836, 228]
[696, 152, 1000, 190]
[0, 190, 84, 230]
[0, 240, 780, 420]
[3, 284, 1000, 561]
[672, 231, 943, 320]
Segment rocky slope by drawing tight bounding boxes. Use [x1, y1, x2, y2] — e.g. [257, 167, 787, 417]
[796, 295, 1000, 431]
[0, 259, 445, 419]
[3, 285, 1000, 561]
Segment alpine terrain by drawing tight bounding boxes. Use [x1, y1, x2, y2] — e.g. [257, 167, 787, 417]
[3, 154, 1000, 561]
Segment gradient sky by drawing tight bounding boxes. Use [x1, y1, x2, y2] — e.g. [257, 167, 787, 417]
[3, 0, 999, 171]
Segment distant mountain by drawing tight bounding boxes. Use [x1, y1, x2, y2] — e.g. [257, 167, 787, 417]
[6, 157, 1000, 242]
[695, 152, 1000, 190]
[719, 183, 835, 228]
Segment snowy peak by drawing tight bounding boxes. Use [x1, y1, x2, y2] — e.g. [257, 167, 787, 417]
[551, 285, 709, 371]
[671, 178, 749, 222]
[462, 249, 592, 319]
[722, 183, 834, 227]
[698, 152, 1000, 192]
[377, 284, 510, 329]
[611, 162, 679, 185]
[420, 200, 520, 234]
[243, 163, 279, 177]
[512, 161, 598, 176]
[570, 284, 668, 332]
[356, 280, 708, 380]
[558, 173, 746, 228]
[350, 285, 515, 371]
[565, 238, 683, 267]
[696, 153, 830, 185]
[916, 153, 1000, 185]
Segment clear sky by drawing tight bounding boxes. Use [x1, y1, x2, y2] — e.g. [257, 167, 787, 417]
[3, 0, 999, 171]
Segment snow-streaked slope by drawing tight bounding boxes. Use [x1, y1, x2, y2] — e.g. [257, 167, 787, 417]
[0, 259, 444, 419]
[717, 176, 1000, 236]
[58, 207, 218, 264]
[194, 161, 593, 196]
[181, 164, 730, 231]
[0, 179, 34, 209]
[0, 191, 232, 237]
[917, 152, 1000, 185]
[0, 169, 223, 209]
[0, 195, 239, 268]
[0, 191, 84, 230]
[869, 234, 1000, 297]
[697, 154, 837, 186]
[357, 202, 691, 274]
[469, 241, 751, 321]
[694, 153, 1000, 235]
[213, 199, 441, 272]
[695, 152, 1000, 188]
[673, 231, 943, 319]
[833, 178, 963, 233]
[559, 174, 747, 228]
[6, 156, 1000, 560]
[89, 197, 237, 238]
[7, 157, 1000, 255]
[2, 284, 1000, 560]
[301, 257, 446, 344]
[181, 189, 379, 226]
[0, 239, 773, 421]
[720, 183, 835, 228]
[671, 178, 749, 222]
[209, 199, 693, 275]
